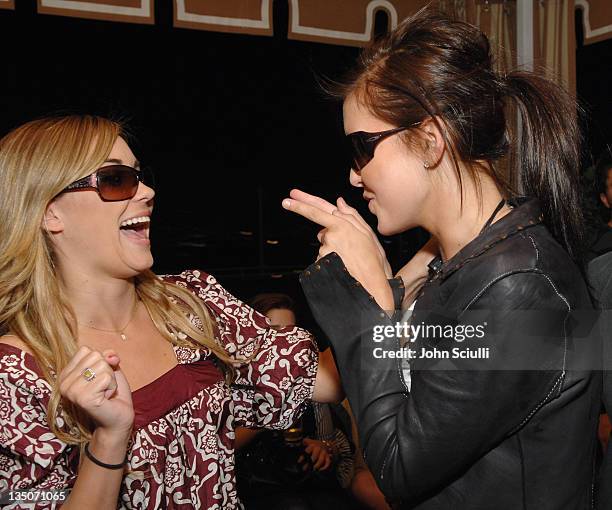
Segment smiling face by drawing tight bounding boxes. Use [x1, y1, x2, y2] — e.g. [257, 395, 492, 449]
[343, 93, 433, 236]
[45, 136, 155, 280]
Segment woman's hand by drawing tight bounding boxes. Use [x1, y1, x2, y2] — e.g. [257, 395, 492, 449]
[335, 195, 393, 278]
[58, 346, 134, 438]
[395, 236, 439, 308]
[301, 438, 333, 471]
[57, 347, 133, 509]
[283, 189, 394, 311]
[285, 189, 392, 277]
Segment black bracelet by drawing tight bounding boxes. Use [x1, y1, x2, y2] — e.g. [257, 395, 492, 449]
[84, 442, 127, 470]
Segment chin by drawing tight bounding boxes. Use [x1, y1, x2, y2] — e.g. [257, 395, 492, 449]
[136, 254, 155, 272]
[376, 210, 418, 236]
[123, 253, 154, 276]
[376, 218, 401, 237]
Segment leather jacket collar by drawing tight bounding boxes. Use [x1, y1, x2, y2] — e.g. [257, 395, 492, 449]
[428, 197, 545, 282]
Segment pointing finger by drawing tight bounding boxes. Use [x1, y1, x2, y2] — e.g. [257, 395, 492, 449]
[289, 189, 337, 215]
[282, 198, 337, 228]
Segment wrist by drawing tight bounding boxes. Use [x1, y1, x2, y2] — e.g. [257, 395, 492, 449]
[365, 277, 394, 312]
[321, 439, 338, 460]
[84, 442, 127, 470]
[90, 427, 131, 465]
[93, 425, 132, 444]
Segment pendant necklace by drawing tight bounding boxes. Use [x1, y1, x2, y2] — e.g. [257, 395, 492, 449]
[80, 296, 139, 341]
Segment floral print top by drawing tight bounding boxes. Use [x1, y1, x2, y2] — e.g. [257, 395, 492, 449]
[0, 269, 319, 509]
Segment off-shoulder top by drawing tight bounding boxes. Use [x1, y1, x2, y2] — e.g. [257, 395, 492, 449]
[0, 269, 319, 509]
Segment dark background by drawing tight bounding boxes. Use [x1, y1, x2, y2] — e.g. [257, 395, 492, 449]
[0, 1, 610, 329]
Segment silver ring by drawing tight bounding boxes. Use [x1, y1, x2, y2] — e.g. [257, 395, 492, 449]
[82, 367, 96, 382]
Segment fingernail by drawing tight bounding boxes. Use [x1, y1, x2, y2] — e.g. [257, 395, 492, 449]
[282, 199, 291, 208]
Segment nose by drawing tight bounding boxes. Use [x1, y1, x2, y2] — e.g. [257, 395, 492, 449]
[134, 181, 155, 204]
[349, 168, 363, 188]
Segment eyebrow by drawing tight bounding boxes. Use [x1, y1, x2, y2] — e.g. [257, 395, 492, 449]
[104, 158, 141, 169]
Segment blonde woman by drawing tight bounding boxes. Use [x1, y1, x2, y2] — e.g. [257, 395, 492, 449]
[0, 115, 341, 509]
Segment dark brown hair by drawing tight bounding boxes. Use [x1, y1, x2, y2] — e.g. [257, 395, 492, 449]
[249, 293, 297, 317]
[334, 8, 584, 260]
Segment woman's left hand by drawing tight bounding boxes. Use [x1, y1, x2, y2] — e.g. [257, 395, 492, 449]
[283, 189, 394, 311]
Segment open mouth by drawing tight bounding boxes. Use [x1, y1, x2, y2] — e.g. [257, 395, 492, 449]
[119, 216, 150, 243]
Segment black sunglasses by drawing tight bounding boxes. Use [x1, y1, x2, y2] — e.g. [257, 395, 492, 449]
[61, 165, 155, 202]
[345, 122, 420, 171]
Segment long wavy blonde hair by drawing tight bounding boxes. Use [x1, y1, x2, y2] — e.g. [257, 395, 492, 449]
[0, 115, 234, 446]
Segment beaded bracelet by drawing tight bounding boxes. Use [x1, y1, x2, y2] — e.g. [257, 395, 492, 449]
[84, 442, 128, 470]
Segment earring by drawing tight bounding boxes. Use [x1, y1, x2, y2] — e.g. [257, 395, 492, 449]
[423, 161, 430, 169]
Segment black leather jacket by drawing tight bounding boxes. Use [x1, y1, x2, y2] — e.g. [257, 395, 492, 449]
[301, 198, 601, 509]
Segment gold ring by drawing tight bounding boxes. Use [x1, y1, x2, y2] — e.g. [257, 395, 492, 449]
[82, 367, 96, 382]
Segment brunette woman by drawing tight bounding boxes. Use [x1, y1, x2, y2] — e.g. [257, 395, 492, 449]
[284, 9, 600, 509]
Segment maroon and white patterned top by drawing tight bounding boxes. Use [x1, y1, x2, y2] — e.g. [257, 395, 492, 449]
[0, 269, 319, 509]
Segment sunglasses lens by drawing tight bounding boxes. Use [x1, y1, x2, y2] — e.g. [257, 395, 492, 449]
[97, 166, 138, 201]
[140, 166, 155, 189]
[346, 134, 371, 171]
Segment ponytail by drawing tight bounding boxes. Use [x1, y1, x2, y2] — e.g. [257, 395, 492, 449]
[502, 71, 584, 260]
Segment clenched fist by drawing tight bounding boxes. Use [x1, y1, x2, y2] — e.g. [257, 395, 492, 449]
[58, 346, 134, 435]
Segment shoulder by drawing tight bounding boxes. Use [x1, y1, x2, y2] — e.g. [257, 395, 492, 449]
[0, 338, 50, 400]
[462, 225, 573, 276]
[158, 269, 273, 342]
[0, 345, 68, 466]
[0, 342, 51, 443]
[456, 228, 587, 311]
[0, 334, 32, 353]
[158, 269, 252, 315]
[471, 228, 544, 277]
[159, 269, 244, 308]
[159, 268, 217, 293]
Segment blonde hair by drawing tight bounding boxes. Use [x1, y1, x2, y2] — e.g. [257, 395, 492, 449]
[0, 115, 233, 446]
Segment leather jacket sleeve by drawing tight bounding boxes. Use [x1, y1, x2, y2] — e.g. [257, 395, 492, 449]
[300, 252, 573, 506]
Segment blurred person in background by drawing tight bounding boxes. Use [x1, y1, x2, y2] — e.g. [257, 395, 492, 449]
[236, 293, 355, 510]
[587, 148, 612, 262]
